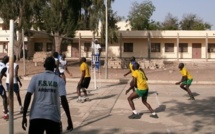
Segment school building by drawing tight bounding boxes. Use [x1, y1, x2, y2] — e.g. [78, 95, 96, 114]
[1, 19, 215, 62]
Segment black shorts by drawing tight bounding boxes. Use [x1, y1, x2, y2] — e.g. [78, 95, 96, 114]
[78, 77, 91, 89]
[6, 83, 20, 93]
[0, 85, 6, 96]
[29, 119, 61, 134]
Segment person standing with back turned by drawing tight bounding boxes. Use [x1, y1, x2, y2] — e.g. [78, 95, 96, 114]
[22, 57, 73, 134]
[6, 55, 23, 113]
[0, 56, 9, 120]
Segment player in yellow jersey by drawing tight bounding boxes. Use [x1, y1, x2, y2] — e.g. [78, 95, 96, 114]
[124, 57, 138, 92]
[77, 57, 91, 103]
[126, 62, 158, 119]
[176, 63, 195, 100]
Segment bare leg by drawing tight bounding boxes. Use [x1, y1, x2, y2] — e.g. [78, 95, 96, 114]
[15, 92, 22, 106]
[141, 97, 155, 113]
[186, 85, 195, 99]
[127, 92, 139, 110]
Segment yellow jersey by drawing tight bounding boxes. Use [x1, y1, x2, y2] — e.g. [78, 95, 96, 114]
[180, 68, 192, 80]
[133, 70, 148, 90]
[80, 62, 90, 77]
[129, 62, 135, 76]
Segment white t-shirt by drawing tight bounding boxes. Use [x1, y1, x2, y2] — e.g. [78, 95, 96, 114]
[91, 42, 101, 55]
[27, 70, 66, 123]
[6, 63, 18, 84]
[59, 60, 67, 73]
[0, 62, 6, 85]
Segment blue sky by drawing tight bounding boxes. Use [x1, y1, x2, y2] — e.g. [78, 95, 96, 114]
[112, 0, 215, 30]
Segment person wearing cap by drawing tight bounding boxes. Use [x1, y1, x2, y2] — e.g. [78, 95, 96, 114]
[22, 56, 73, 133]
[91, 39, 102, 70]
[126, 62, 158, 119]
[176, 63, 195, 100]
[77, 57, 91, 103]
[0, 55, 9, 120]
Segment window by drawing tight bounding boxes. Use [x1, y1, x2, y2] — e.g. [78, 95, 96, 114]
[179, 43, 188, 52]
[124, 43, 133, 52]
[84, 43, 91, 52]
[165, 43, 174, 52]
[208, 43, 215, 53]
[34, 42, 43, 52]
[151, 43, 160, 52]
[46, 43, 53, 51]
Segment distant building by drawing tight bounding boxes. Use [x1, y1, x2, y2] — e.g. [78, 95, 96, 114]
[1, 19, 215, 61]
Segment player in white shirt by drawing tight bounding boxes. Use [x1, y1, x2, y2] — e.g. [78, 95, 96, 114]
[6, 55, 23, 113]
[53, 51, 60, 76]
[59, 54, 72, 83]
[22, 57, 73, 133]
[0, 56, 9, 120]
[91, 39, 102, 70]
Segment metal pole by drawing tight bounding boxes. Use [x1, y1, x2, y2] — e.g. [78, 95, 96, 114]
[206, 33, 208, 62]
[79, 33, 81, 58]
[9, 19, 14, 134]
[105, 0, 108, 79]
[147, 32, 151, 61]
[22, 29, 26, 75]
[177, 33, 179, 62]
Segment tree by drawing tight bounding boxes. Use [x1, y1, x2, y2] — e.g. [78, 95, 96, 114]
[161, 13, 179, 30]
[77, 0, 119, 45]
[148, 20, 161, 30]
[39, 0, 81, 53]
[128, 0, 155, 30]
[180, 14, 211, 30]
[0, 0, 36, 59]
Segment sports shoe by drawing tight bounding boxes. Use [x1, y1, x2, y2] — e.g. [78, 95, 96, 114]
[84, 98, 91, 102]
[188, 97, 195, 100]
[2, 114, 9, 120]
[128, 113, 140, 119]
[77, 98, 85, 103]
[20, 107, 24, 114]
[150, 114, 159, 118]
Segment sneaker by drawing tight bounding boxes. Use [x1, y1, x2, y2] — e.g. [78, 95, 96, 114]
[188, 97, 195, 100]
[128, 113, 140, 119]
[2, 114, 9, 120]
[77, 98, 85, 103]
[85, 98, 91, 102]
[20, 107, 24, 114]
[150, 114, 159, 118]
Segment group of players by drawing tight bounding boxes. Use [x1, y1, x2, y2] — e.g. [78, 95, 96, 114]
[124, 56, 195, 119]
[0, 41, 196, 133]
[0, 55, 23, 120]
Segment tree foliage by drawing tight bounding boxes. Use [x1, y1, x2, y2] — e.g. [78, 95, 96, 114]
[38, 0, 81, 53]
[0, 0, 35, 59]
[180, 14, 211, 30]
[128, 0, 155, 30]
[161, 13, 179, 30]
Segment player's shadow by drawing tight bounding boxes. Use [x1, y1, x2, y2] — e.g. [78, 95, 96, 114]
[91, 94, 117, 100]
[183, 92, 200, 97]
[154, 105, 166, 113]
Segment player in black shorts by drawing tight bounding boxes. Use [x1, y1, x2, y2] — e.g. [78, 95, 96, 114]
[77, 57, 91, 103]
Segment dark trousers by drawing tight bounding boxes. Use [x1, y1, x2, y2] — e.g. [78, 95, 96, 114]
[29, 119, 61, 134]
